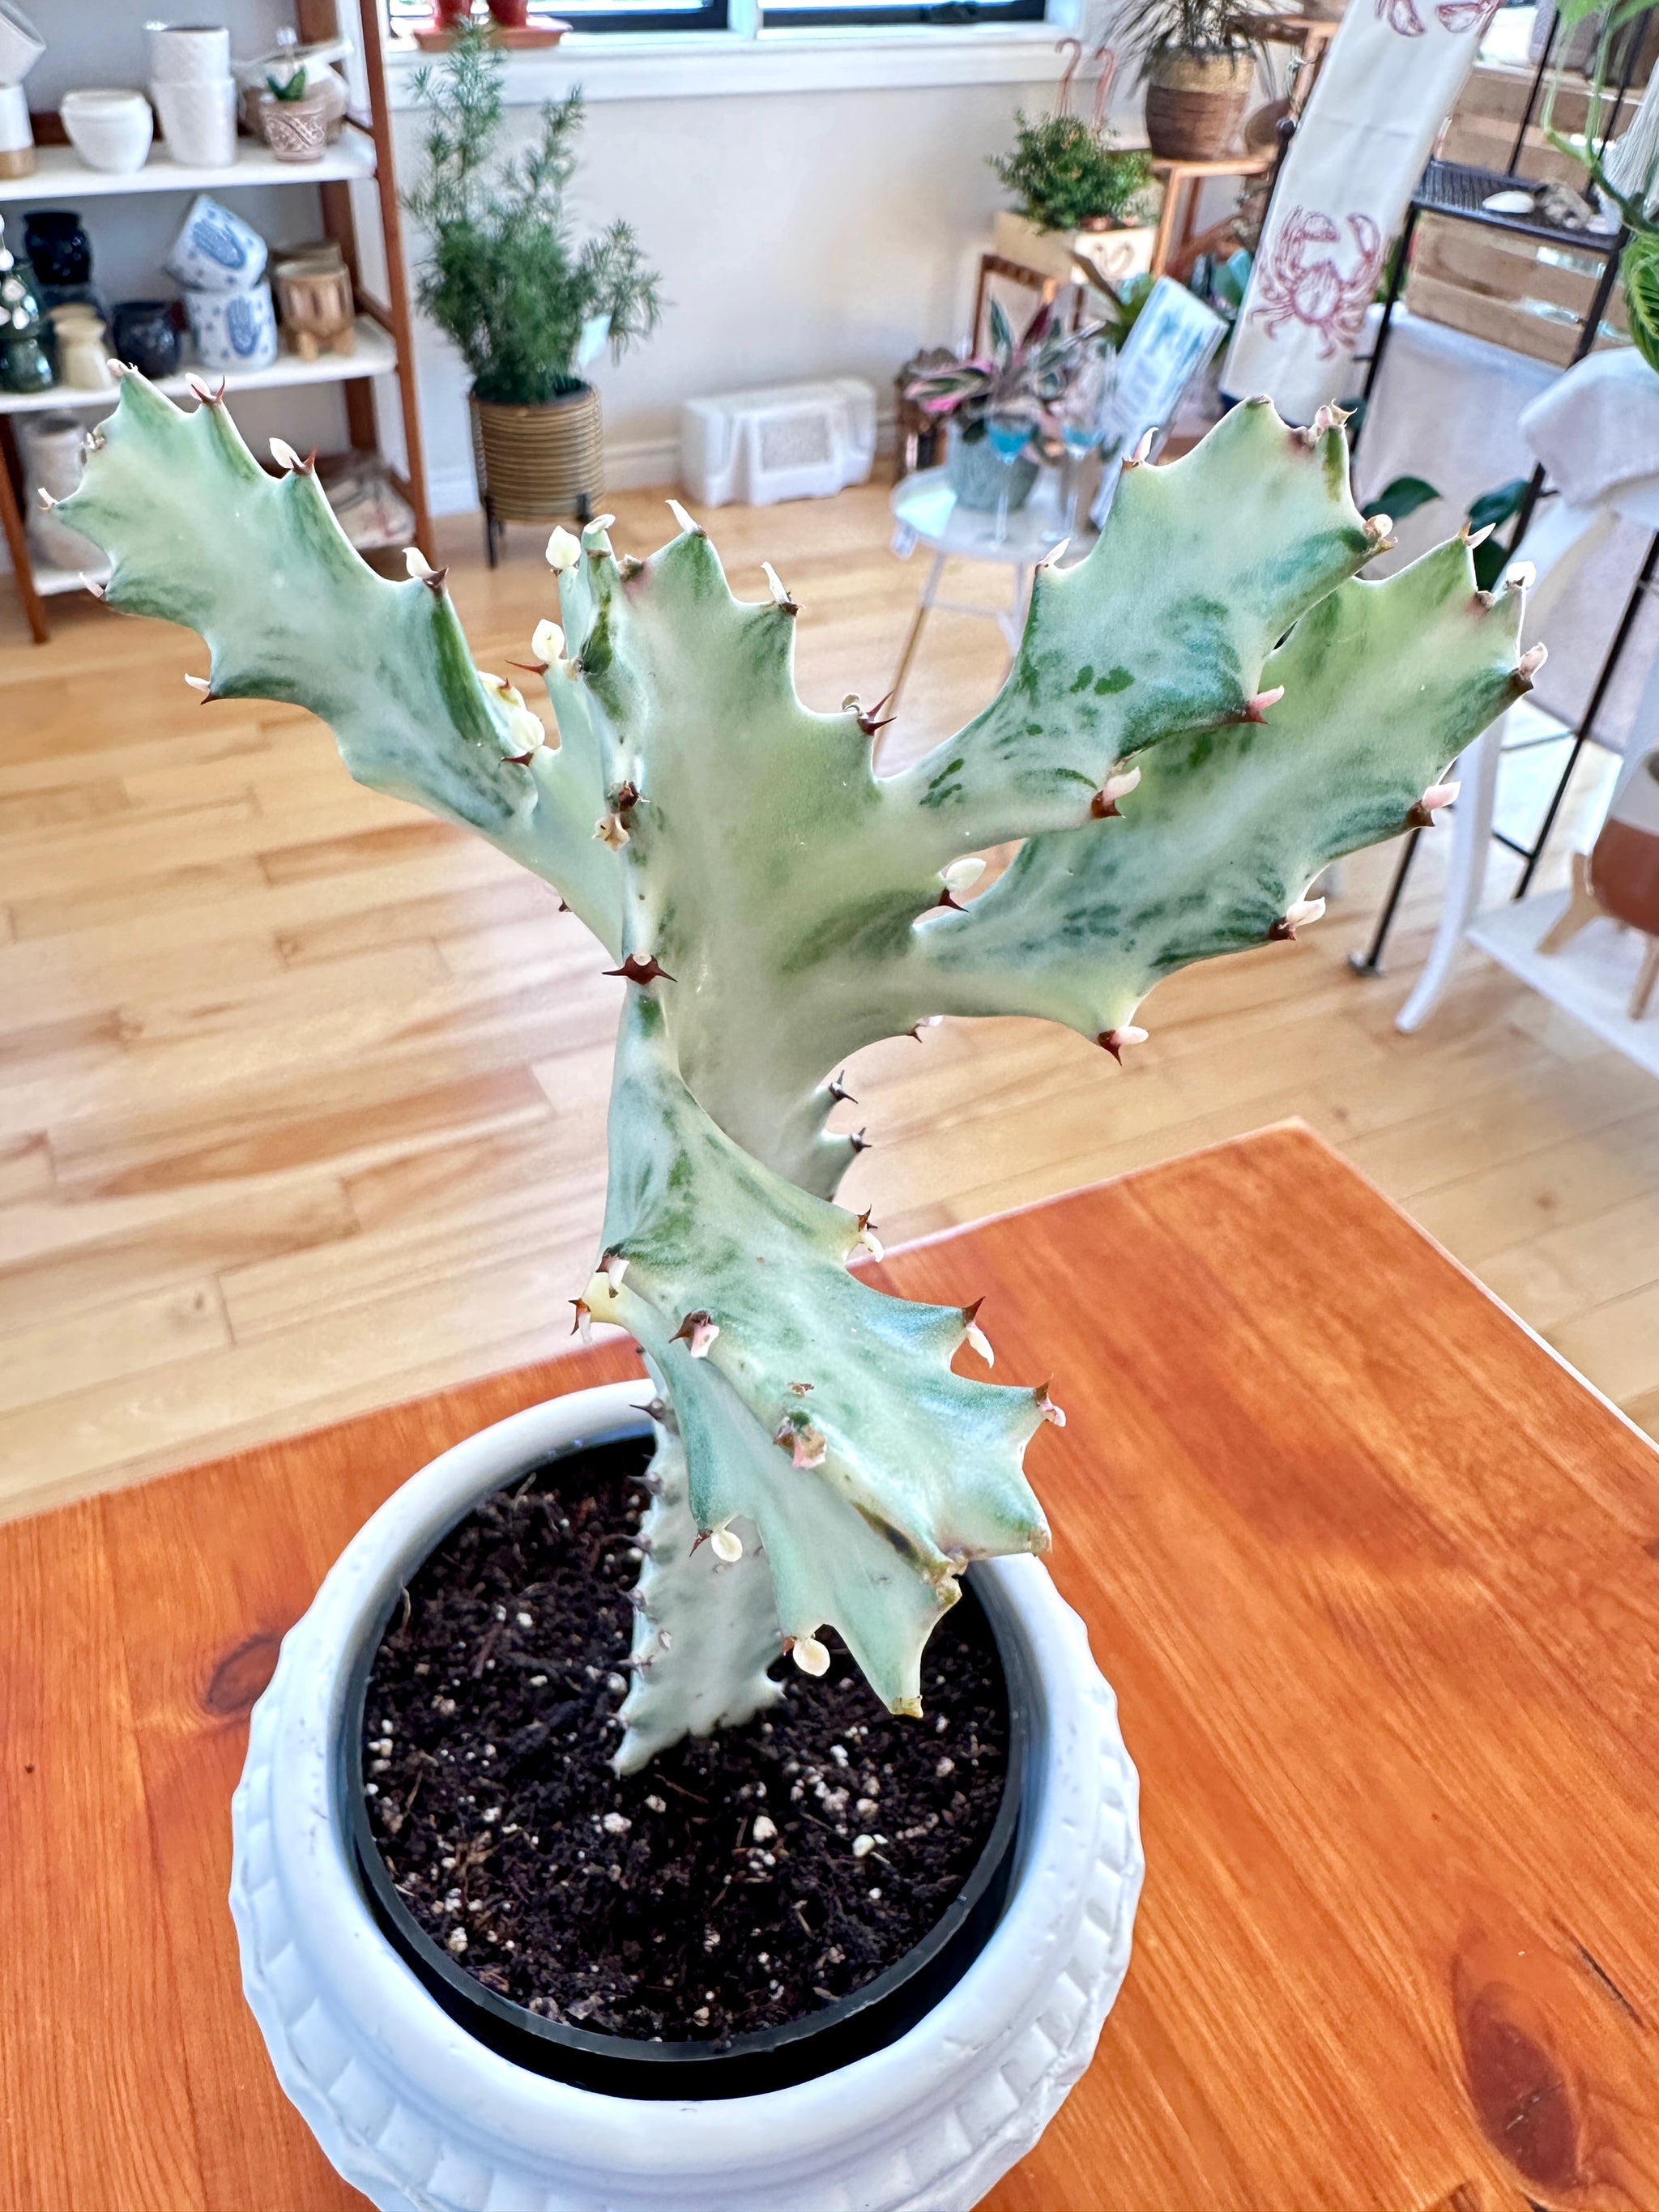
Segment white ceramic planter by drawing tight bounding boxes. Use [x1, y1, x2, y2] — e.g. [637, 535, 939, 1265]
[231, 1382, 1144, 2212]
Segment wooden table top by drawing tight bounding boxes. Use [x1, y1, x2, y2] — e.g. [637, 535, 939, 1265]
[4, 1123, 1657, 2212]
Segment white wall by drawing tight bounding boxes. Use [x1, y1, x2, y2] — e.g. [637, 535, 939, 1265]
[392, 73, 1060, 512]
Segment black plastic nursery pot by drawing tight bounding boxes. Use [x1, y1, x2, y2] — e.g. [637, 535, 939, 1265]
[344, 1417, 1034, 2102]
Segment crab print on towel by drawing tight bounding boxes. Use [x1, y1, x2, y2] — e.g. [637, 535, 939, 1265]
[1247, 207, 1387, 359]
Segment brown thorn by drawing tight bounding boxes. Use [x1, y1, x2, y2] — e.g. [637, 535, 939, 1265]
[689, 1530, 710, 1555]
[508, 658, 550, 675]
[420, 567, 449, 593]
[826, 1070, 856, 1104]
[603, 953, 676, 986]
[934, 889, 965, 912]
[962, 1296, 984, 1323]
[1090, 791, 1121, 819]
[847, 1127, 872, 1153]
[504, 752, 536, 769]
[1268, 916, 1297, 942]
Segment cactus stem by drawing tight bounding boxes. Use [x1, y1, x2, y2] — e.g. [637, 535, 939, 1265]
[1034, 1383, 1066, 1428]
[792, 1635, 831, 1677]
[672, 1309, 720, 1358]
[1090, 766, 1142, 818]
[1097, 1025, 1148, 1061]
[826, 1070, 856, 1104]
[604, 951, 675, 986]
[569, 1298, 593, 1344]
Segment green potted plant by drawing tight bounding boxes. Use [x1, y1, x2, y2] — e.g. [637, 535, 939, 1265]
[992, 109, 1154, 235]
[256, 62, 330, 164]
[1117, 0, 1260, 162]
[906, 300, 1107, 510]
[56, 369, 1538, 2211]
[404, 27, 662, 538]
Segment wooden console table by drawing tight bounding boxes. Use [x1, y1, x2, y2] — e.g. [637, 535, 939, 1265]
[3, 1123, 1657, 2210]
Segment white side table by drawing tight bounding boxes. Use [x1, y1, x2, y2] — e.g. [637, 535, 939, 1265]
[888, 465, 1072, 710]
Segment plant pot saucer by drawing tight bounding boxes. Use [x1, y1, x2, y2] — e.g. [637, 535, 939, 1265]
[412, 19, 571, 47]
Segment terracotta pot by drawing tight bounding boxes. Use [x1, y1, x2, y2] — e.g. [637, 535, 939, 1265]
[1143, 49, 1254, 161]
[255, 86, 330, 164]
[471, 384, 604, 526]
[488, 0, 530, 24]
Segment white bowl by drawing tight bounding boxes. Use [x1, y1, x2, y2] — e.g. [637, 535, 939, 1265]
[146, 23, 232, 83]
[0, 2, 44, 89]
[61, 87, 154, 174]
[151, 74, 236, 168]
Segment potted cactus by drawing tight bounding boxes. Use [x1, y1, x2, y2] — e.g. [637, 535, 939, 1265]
[57, 373, 1537, 2211]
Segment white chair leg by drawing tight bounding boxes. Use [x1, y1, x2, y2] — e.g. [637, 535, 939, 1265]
[1395, 716, 1505, 1034]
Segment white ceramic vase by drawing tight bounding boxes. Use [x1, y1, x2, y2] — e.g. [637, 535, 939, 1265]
[152, 75, 237, 169]
[61, 87, 154, 174]
[231, 1381, 1144, 2212]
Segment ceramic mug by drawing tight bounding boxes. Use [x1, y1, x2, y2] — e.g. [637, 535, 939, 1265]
[61, 88, 155, 175]
[151, 75, 237, 168]
[0, 79, 32, 176]
[164, 193, 267, 292]
[112, 298, 181, 379]
[146, 23, 232, 83]
[23, 412, 103, 572]
[0, 2, 44, 87]
[185, 278, 277, 372]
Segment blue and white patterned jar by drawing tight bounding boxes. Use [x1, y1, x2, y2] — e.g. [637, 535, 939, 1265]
[164, 193, 267, 295]
[185, 279, 278, 373]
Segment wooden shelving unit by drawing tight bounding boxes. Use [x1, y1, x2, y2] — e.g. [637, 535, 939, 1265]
[0, 0, 429, 645]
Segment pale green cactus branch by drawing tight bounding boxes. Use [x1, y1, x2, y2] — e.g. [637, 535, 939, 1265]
[56, 372, 624, 953]
[902, 535, 1531, 1042]
[583, 997, 1051, 1714]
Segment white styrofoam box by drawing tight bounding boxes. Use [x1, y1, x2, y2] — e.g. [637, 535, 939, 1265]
[680, 375, 876, 507]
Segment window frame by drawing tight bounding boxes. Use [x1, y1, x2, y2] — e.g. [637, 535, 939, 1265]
[386, 0, 732, 36]
[757, 0, 1044, 26]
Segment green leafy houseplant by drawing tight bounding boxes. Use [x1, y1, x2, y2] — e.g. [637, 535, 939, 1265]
[905, 299, 1107, 445]
[58, 380, 1541, 1762]
[991, 110, 1154, 233]
[1115, 0, 1264, 160]
[403, 28, 662, 408]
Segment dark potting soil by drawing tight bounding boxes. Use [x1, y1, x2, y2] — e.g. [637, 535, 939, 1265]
[360, 1434, 1010, 2044]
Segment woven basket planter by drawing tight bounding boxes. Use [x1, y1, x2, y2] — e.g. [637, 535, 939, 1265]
[1143, 51, 1253, 161]
[470, 384, 603, 527]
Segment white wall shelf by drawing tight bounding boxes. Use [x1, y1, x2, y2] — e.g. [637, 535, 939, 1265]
[1467, 888, 1659, 1079]
[0, 317, 397, 417]
[0, 127, 377, 204]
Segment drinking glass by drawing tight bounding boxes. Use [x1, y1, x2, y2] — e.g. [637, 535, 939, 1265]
[1058, 351, 1114, 535]
[985, 407, 1034, 547]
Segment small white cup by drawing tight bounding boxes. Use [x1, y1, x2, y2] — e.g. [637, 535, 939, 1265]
[151, 75, 237, 168]
[0, 77, 33, 156]
[146, 23, 232, 84]
[0, 2, 45, 88]
[61, 87, 155, 175]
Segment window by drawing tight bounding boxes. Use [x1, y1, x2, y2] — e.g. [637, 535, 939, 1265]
[386, 0, 731, 35]
[761, 0, 1044, 23]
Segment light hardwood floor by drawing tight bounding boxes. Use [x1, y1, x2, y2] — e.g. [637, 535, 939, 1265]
[1, 475, 1653, 1521]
